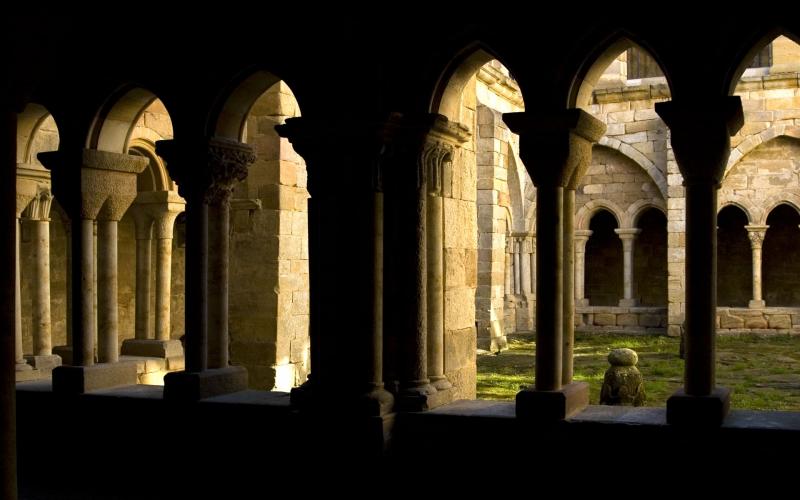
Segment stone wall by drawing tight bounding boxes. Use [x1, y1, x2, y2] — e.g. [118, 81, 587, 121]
[442, 74, 478, 399]
[576, 306, 666, 334]
[230, 82, 310, 391]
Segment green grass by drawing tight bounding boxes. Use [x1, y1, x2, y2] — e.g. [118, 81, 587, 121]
[477, 333, 800, 411]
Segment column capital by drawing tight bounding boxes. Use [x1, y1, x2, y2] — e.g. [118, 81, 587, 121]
[16, 163, 51, 217]
[21, 188, 53, 221]
[614, 228, 642, 240]
[745, 224, 769, 248]
[574, 229, 593, 239]
[655, 97, 744, 186]
[502, 109, 606, 188]
[205, 138, 256, 205]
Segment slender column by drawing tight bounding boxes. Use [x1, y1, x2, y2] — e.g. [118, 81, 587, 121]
[27, 191, 54, 356]
[528, 235, 536, 295]
[521, 236, 532, 294]
[426, 144, 451, 391]
[615, 228, 641, 307]
[656, 98, 742, 421]
[562, 188, 576, 384]
[505, 109, 605, 419]
[205, 141, 255, 369]
[154, 210, 181, 341]
[574, 230, 592, 306]
[746, 225, 767, 308]
[14, 219, 29, 370]
[132, 210, 153, 340]
[97, 219, 119, 362]
[504, 239, 513, 296]
[78, 218, 95, 366]
[513, 239, 522, 294]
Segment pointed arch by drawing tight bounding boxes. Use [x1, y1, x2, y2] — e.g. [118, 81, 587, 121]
[209, 69, 289, 141]
[725, 28, 800, 95]
[761, 195, 800, 225]
[17, 103, 60, 165]
[725, 128, 800, 178]
[595, 139, 668, 198]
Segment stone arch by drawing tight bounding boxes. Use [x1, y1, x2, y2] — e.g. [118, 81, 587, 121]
[576, 199, 626, 230]
[628, 199, 666, 229]
[725, 128, 800, 178]
[760, 194, 800, 225]
[596, 139, 668, 198]
[570, 34, 671, 110]
[210, 70, 291, 141]
[431, 43, 521, 121]
[17, 103, 60, 165]
[88, 86, 166, 153]
[725, 28, 800, 95]
[506, 145, 525, 232]
[127, 139, 171, 192]
[717, 194, 758, 225]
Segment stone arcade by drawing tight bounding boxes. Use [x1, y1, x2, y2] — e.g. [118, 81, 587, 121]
[3, 12, 800, 497]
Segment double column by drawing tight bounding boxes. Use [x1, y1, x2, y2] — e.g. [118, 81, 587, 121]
[656, 97, 743, 425]
[504, 109, 605, 420]
[40, 149, 145, 393]
[122, 191, 185, 358]
[746, 225, 768, 308]
[157, 138, 253, 400]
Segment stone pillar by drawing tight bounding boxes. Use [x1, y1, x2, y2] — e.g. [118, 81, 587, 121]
[520, 236, 532, 294]
[504, 239, 513, 296]
[426, 145, 451, 391]
[505, 109, 605, 420]
[574, 230, 592, 307]
[131, 207, 153, 340]
[41, 149, 143, 393]
[562, 189, 576, 384]
[22, 190, 61, 370]
[656, 97, 743, 425]
[14, 218, 29, 372]
[615, 228, 641, 307]
[513, 238, 522, 294]
[157, 139, 251, 401]
[121, 192, 185, 358]
[746, 225, 768, 308]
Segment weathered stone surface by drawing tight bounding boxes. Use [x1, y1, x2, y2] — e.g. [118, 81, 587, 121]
[600, 359, 646, 407]
[608, 348, 638, 366]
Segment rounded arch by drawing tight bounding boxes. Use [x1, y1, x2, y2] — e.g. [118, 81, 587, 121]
[128, 138, 171, 192]
[570, 34, 671, 109]
[725, 128, 800, 178]
[576, 199, 626, 230]
[209, 70, 291, 141]
[762, 196, 800, 225]
[506, 147, 525, 233]
[595, 140, 668, 198]
[725, 28, 800, 95]
[430, 43, 520, 121]
[628, 199, 667, 228]
[88, 86, 165, 153]
[717, 194, 758, 225]
[17, 103, 60, 165]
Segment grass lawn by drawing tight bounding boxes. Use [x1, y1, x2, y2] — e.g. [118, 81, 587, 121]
[477, 333, 800, 411]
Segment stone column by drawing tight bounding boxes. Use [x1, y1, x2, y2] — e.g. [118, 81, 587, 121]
[562, 188, 576, 384]
[656, 97, 743, 425]
[505, 109, 605, 420]
[41, 149, 143, 393]
[615, 228, 641, 307]
[513, 238, 522, 294]
[520, 236, 532, 294]
[131, 206, 153, 340]
[14, 217, 29, 372]
[157, 139, 251, 401]
[746, 225, 768, 308]
[426, 141, 453, 391]
[96, 218, 119, 363]
[22, 190, 61, 370]
[153, 205, 182, 341]
[574, 230, 592, 307]
[505, 239, 513, 296]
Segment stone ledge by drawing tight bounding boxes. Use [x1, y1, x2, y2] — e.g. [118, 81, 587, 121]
[52, 363, 139, 395]
[163, 366, 248, 402]
[667, 387, 731, 426]
[516, 382, 589, 421]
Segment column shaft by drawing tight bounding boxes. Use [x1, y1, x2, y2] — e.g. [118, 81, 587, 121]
[427, 192, 449, 389]
[97, 219, 118, 363]
[207, 202, 229, 369]
[369, 192, 385, 388]
[752, 246, 762, 302]
[504, 248, 513, 296]
[31, 220, 52, 355]
[76, 219, 95, 366]
[622, 239, 634, 301]
[746, 226, 767, 307]
[521, 239, 532, 294]
[155, 237, 173, 341]
[514, 241, 521, 294]
[562, 188, 575, 385]
[684, 182, 717, 396]
[184, 198, 208, 372]
[14, 219, 26, 367]
[535, 186, 563, 391]
[134, 235, 152, 340]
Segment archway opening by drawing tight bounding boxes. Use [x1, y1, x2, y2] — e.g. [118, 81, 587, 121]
[763, 204, 800, 306]
[717, 205, 751, 307]
[585, 210, 622, 306]
[634, 208, 667, 306]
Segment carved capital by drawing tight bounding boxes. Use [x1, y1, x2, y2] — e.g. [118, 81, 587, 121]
[655, 97, 743, 186]
[503, 109, 605, 188]
[22, 188, 53, 221]
[205, 138, 256, 205]
[745, 224, 769, 249]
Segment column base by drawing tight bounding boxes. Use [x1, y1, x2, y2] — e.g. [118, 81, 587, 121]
[290, 382, 396, 416]
[576, 299, 590, 307]
[618, 299, 639, 307]
[666, 387, 731, 426]
[52, 363, 139, 395]
[516, 382, 589, 421]
[163, 366, 248, 402]
[24, 354, 62, 371]
[748, 300, 766, 309]
[52, 345, 72, 365]
[431, 376, 453, 391]
[15, 362, 32, 372]
[396, 385, 453, 412]
[121, 338, 183, 358]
